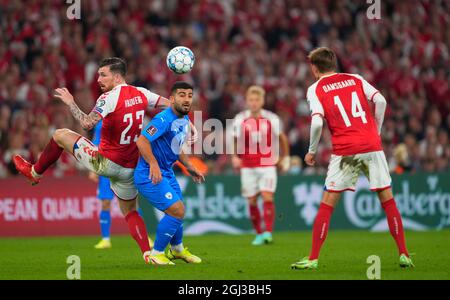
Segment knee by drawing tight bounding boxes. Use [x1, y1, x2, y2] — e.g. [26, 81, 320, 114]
[53, 128, 70, 143]
[261, 193, 274, 202]
[119, 199, 136, 216]
[167, 201, 185, 219]
[247, 196, 258, 206]
[377, 188, 394, 202]
[174, 204, 185, 219]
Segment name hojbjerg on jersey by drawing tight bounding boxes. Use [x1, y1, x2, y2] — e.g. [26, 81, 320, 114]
[125, 96, 144, 108]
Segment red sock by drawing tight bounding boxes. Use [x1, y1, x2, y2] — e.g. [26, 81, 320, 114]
[309, 203, 334, 260]
[125, 211, 151, 254]
[249, 204, 263, 234]
[34, 138, 64, 174]
[382, 198, 409, 256]
[263, 201, 275, 232]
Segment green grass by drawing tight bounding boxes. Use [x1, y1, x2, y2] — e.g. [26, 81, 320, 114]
[0, 230, 449, 280]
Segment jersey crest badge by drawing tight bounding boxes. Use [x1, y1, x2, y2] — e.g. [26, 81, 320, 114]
[147, 126, 158, 136]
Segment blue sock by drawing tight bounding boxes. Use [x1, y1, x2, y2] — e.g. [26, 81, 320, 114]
[154, 214, 182, 252]
[170, 223, 183, 246]
[99, 210, 111, 239]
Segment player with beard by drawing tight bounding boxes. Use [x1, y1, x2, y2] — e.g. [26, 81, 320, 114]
[12, 58, 187, 264]
[134, 81, 205, 265]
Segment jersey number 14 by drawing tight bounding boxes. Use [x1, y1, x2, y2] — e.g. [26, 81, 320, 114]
[334, 92, 367, 127]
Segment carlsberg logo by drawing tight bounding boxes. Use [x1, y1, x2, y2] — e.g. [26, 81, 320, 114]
[184, 183, 248, 220]
[346, 177, 450, 231]
[293, 176, 450, 231]
[161, 179, 250, 235]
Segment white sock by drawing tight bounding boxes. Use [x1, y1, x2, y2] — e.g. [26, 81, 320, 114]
[31, 166, 42, 178]
[171, 243, 184, 253]
[102, 238, 110, 241]
[151, 249, 164, 256]
[143, 251, 151, 259]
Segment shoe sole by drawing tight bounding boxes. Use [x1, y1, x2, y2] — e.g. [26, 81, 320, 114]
[168, 254, 201, 264]
[291, 265, 317, 270]
[181, 259, 201, 264]
[400, 264, 414, 268]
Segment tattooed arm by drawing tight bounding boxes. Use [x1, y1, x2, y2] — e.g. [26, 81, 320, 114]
[54, 88, 101, 130]
[69, 106, 102, 130]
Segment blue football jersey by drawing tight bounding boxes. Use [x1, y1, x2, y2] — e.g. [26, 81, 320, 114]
[134, 108, 190, 182]
[92, 120, 103, 146]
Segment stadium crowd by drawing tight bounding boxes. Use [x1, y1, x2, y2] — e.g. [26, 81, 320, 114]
[0, 0, 449, 178]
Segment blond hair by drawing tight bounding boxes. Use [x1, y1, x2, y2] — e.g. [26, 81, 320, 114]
[246, 85, 266, 99]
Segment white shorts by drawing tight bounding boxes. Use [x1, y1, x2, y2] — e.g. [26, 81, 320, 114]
[73, 137, 137, 200]
[325, 150, 391, 192]
[240, 166, 277, 198]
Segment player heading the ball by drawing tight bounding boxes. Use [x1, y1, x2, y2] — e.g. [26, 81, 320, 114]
[12, 57, 194, 264]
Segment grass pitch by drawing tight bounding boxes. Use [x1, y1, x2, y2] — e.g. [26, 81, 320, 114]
[0, 230, 449, 280]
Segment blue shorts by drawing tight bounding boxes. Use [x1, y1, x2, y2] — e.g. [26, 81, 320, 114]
[135, 175, 182, 212]
[97, 175, 114, 200]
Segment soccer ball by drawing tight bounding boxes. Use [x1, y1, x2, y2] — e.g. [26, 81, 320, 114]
[166, 46, 195, 74]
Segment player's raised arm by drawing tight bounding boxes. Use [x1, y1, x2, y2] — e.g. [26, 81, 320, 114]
[54, 87, 102, 131]
[156, 97, 171, 109]
[136, 87, 171, 110]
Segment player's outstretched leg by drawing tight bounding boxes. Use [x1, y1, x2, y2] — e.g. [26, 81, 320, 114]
[248, 196, 264, 245]
[137, 206, 154, 248]
[13, 129, 77, 185]
[292, 192, 338, 270]
[118, 199, 152, 263]
[262, 192, 275, 244]
[378, 189, 414, 268]
[166, 223, 201, 264]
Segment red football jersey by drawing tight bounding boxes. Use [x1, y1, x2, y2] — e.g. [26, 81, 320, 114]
[232, 109, 282, 168]
[307, 73, 382, 156]
[92, 84, 161, 168]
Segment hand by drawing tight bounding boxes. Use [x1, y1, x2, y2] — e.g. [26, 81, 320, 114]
[304, 152, 316, 167]
[54, 87, 75, 106]
[188, 167, 205, 184]
[88, 172, 99, 183]
[231, 155, 241, 169]
[277, 156, 291, 174]
[149, 162, 162, 184]
[186, 122, 198, 146]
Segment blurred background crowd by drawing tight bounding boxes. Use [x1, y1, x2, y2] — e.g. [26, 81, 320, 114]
[0, 0, 449, 178]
